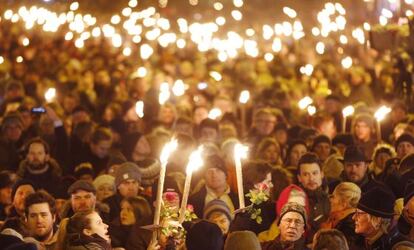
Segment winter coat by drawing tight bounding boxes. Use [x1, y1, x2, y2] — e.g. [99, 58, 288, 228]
[66, 233, 111, 250]
[229, 201, 276, 235]
[188, 186, 239, 219]
[261, 235, 306, 250]
[16, 158, 62, 194]
[302, 187, 330, 240]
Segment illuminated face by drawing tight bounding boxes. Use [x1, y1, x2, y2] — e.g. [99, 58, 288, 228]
[354, 121, 371, 142]
[397, 142, 414, 159]
[374, 152, 391, 172]
[84, 212, 110, 242]
[27, 143, 49, 167]
[118, 179, 140, 198]
[329, 191, 345, 213]
[297, 163, 323, 191]
[159, 106, 175, 125]
[200, 127, 219, 143]
[313, 142, 331, 162]
[255, 114, 276, 136]
[344, 162, 367, 183]
[204, 168, 227, 191]
[27, 202, 55, 242]
[279, 212, 305, 243]
[96, 184, 115, 202]
[353, 209, 376, 236]
[208, 212, 230, 235]
[289, 144, 307, 167]
[13, 185, 35, 215]
[262, 144, 280, 163]
[91, 140, 112, 159]
[132, 136, 151, 162]
[120, 200, 136, 226]
[405, 197, 414, 226]
[71, 190, 96, 213]
[0, 186, 12, 205]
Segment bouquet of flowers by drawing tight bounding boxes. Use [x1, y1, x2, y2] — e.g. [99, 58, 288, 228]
[245, 182, 271, 224]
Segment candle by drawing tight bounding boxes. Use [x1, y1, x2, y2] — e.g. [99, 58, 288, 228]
[342, 105, 355, 133]
[44, 88, 56, 103]
[374, 105, 391, 142]
[239, 90, 250, 137]
[179, 146, 204, 223]
[135, 100, 144, 118]
[152, 139, 178, 240]
[298, 96, 313, 110]
[234, 143, 249, 209]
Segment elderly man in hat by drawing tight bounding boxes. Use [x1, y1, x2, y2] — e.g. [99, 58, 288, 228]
[60, 180, 109, 221]
[331, 145, 377, 193]
[261, 202, 307, 249]
[103, 162, 144, 221]
[353, 185, 408, 249]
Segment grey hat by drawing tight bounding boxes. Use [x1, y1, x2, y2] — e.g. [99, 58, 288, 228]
[115, 162, 141, 187]
[68, 180, 96, 195]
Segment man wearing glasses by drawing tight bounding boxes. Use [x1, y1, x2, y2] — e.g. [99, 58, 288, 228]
[261, 202, 307, 249]
[353, 185, 409, 249]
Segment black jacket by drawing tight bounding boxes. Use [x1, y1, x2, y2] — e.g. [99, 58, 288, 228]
[188, 186, 239, 219]
[303, 187, 330, 241]
[335, 213, 364, 250]
[229, 200, 276, 235]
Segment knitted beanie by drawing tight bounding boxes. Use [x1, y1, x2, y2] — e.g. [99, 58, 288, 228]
[203, 199, 232, 221]
[115, 162, 142, 187]
[224, 231, 261, 250]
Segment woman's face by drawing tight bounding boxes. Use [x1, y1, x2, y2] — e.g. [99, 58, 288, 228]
[329, 191, 345, 213]
[208, 212, 230, 235]
[374, 152, 391, 171]
[354, 122, 371, 142]
[96, 183, 115, 202]
[132, 136, 151, 162]
[85, 212, 110, 242]
[262, 144, 279, 163]
[159, 106, 175, 125]
[289, 144, 307, 166]
[120, 201, 136, 226]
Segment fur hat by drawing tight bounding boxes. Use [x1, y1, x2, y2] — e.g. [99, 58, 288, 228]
[93, 174, 115, 190]
[135, 158, 161, 187]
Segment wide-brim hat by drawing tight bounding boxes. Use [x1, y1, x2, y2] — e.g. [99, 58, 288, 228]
[341, 145, 371, 163]
[357, 185, 395, 218]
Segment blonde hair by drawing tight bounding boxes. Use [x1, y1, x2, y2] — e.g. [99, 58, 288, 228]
[333, 182, 361, 208]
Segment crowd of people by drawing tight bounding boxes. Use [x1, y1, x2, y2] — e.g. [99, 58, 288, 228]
[1, 3, 414, 250]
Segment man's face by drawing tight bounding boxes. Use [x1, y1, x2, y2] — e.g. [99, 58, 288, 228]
[397, 142, 414, 159]
[118, 179, 139, 198]
[200, 127, 219, 143]
[91, 140, 112, 159]
[71, 190, 96, 213]
[405, 197, 414, 226]
[208, 212, 230, 235]
[4, 123, 22, 142]
[0, 186, 12, 205]
[13, 185, 35, 215]
[279, 212, 305, 242]
[132, 136, 151, 162]
[255, 114, 276, 136]
[318, 120, 337, 139]
[298, 163, 323, 191]
[27, 143, 49, 167]
[313, 142, 331, 162]
[353, 209, 376, 236]
[27, 202, 55, 242]
[354, 122, 371, 142]
[344, 161, 367, 183]
[204, 168, 227, 191]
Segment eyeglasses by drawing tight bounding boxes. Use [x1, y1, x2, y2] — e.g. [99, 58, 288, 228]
[354, 210, 367, 218]
[281, 218, 304, 227]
